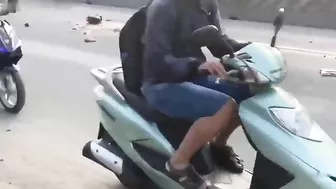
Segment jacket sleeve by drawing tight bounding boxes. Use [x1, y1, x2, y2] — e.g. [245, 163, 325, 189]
[207, 0, 244, 58]
[143, 0, 204, 82]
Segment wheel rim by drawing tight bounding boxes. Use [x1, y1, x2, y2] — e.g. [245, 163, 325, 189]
[0, 74, 18, 108]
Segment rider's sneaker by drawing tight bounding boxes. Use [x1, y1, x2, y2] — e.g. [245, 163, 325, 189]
[210, 143, 244, 174]
[165, 160, 208, 189]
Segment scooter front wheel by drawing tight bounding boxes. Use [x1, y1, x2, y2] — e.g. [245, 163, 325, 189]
[0, 71, 26, 113]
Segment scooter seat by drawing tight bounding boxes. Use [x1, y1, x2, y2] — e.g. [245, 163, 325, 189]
[112, 73, 193, 147]
[112, 73, 163, 122]
[112, 73, 214, 174]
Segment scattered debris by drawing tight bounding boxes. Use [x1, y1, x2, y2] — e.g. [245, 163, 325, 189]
[309, 41, 313, 43]
[24, 23, 29, 27]
[83, 30, 92, 35]
[71, 18, 124, 42]
[113, 28, 121, 33]
[105, 19, 113, 22]
[6, 129, 11, 132]
[323, 55, 326, 58]
[320, 68, 336, 77]
[84, 37, 96, 43]
[72, 23, 82, 31]
[228, 16, 239, 20]
[86, 14, 102, 25]
[0, 159, 3, 162]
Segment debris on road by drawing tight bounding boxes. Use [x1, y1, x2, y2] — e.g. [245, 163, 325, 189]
[309, 41, 313, 43]
[71, 15, 125, 43]
[229, 16, 239, 20]
[24, 23, 29, 27]
[320, 68, 336, 77]
[72, 26, 79, 30]
[0, 159, 3, 162]
[71, 18, 124, 43]
[86, 14, 102, 25]
[6, 129, 11, 132]
[84, 37, 96, 43]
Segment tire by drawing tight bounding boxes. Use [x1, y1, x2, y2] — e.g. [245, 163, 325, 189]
[0, 71, 26, 114]
[98, 124, 157, 188]
[115, 157, 154, 189]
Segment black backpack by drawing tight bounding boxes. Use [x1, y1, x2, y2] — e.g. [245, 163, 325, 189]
[119, 0, 213, 96]
[118, 0, 189, 96]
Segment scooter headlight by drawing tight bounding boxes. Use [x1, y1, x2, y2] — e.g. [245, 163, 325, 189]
[269, 106, 324, 142]
[241, 67, 270, 84]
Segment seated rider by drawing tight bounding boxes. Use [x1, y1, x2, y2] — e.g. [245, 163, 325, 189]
[142, 0, 252, 187]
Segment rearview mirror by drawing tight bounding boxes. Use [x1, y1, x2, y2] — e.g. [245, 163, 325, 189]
[191, 25, 220, 47]
[273, 8, 284, 33]
[271, 8, 285, 47]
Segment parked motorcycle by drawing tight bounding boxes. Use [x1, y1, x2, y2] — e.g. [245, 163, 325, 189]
[0, 19, 25, 114]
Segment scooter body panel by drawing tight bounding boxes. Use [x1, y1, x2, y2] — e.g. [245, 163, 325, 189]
[95, 85, 184, 189]
[94, 83, 252, 189]
[239, 86, 336, 188]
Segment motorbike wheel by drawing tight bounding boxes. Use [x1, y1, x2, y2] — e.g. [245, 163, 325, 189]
[115, 157, 157, 189]
[99, 128, 156, 189]
[0, 71, 26, 114]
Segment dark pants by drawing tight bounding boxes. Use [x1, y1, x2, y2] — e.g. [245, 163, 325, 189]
[142, 75, 252, 122]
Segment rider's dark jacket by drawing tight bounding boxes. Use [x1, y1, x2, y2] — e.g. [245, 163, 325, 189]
[142, 0, 243, 84]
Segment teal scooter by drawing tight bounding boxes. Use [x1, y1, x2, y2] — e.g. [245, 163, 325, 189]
[83, 8, 336, 189]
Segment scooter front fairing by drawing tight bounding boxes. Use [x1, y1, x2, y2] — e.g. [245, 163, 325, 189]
[239, 86, 336, 188]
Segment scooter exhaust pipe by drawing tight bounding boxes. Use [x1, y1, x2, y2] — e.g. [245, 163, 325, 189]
[82, 141, 123, 175]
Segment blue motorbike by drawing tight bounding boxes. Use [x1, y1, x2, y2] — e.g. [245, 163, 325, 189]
[0, 19, 26, 114]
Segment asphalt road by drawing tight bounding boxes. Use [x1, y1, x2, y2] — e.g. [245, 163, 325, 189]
[1, 2, 336, 189]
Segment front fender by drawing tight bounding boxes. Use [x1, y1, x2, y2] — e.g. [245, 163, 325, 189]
[1, 65, 19, 73]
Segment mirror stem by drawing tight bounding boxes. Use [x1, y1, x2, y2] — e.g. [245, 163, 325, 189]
[271, 35, 276, 47]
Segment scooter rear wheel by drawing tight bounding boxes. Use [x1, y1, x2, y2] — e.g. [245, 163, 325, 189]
[113, 148, 159, 189]
[99, 129, 157, 189]
[115, 155, 145, 187]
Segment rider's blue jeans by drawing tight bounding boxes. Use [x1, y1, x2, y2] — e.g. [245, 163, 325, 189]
[141, 76, 252, 121]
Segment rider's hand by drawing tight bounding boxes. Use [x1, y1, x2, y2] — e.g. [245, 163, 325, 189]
[198, 61, 228, 79]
